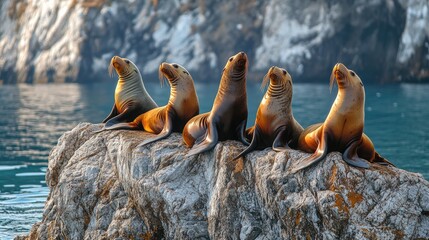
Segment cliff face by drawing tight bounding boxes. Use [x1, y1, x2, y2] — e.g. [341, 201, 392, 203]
[18, 123, 429, 239]
[0, 0, 428, 84]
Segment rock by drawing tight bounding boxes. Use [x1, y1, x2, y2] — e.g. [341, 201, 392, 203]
[17, 123, 429, 239]
[0, 0, 428, 84]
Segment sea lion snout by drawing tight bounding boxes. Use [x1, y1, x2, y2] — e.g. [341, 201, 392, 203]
[269, 66, 290, 85]
[109, 56, 128, 76]
[113, 62, 121, 69]
[159, 62, 178, 80]
[334, 63, 347, 80]
[233, 52, 248, 71]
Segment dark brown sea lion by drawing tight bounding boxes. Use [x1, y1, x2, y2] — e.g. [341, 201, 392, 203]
[290, 63, 393, 172]
[100, 56, 158, 129]
[233, 66, 303, 160]
[182, 52, 249, 156]
[100, 62, 199, 146]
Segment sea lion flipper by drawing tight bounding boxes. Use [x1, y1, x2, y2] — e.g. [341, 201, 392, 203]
[373, 152, 395, 166]
[233, 125, 261, 160]
[290, 133, 328, 173]
[236, 119, 250, 146]
[343, 140, 370, 168]
[102, 104, 118, 123]
[245, 126, 255, 142]
[186, 120, 218, 157]
[272, 126, 292, 152]
[104, 107, 138, 127]
[94, 122, 140, 133]
[138, 108, 175, 147]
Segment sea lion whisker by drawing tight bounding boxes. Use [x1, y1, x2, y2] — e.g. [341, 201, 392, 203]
[329, 70, 336, 93]
[108, 60, 115, 77]
[261, 73, 270, 91]
[158, 67, 167, 87]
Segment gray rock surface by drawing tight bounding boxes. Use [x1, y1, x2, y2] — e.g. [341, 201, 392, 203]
[0, 0, 428, 84]
[18, 123, 429, 239]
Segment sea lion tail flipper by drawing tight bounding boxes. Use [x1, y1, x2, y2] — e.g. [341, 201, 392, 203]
[102, 104, 118, 123]
[343, 140, 370, 169]
[138, 108, 175, 147]
[373, 152, 396, 167]
[236, 119, 250, 146]
[233, 125, 261, 160]
[185, 120, 218, 157]
[290, 134, 328, 173]
[272, 126, 292, 152]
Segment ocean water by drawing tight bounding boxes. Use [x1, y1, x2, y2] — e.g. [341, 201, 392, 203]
[0, 81, 428, 238]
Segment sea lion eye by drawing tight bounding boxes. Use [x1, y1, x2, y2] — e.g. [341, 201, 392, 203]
[183, 71, 189, 75]
[229, 57, 233, 62]
[125, 60, 130, 64]
[282, 70, 287, 75]
[350, 71, 356, 77]
[173, 64, 179, 68]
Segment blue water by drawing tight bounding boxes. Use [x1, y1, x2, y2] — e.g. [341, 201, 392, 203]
[0, 82, 428, 239]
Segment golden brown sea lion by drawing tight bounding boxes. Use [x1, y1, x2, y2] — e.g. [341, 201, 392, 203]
[183, 52, 249, 156]
[100, 62, 199, 146]
[290, 63, 393, 172]
[100, 56, 158, 129]
[233, 66, 303, 160]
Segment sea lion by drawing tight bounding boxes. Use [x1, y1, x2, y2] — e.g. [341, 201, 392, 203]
[233, 66, 303, 160]
[183, 52, 249, 156]
[99, 62, 199, 146]
[100, 56, 158, 129]
[290, 63, 393, 172]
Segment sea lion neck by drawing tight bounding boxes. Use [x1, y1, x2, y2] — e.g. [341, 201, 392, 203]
[217, 70, 247, 98]
[167, 76, 182, 106]
[267, 80, 290, 97]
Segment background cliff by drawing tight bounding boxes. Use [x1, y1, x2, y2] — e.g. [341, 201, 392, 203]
[0, 0, 428, 84]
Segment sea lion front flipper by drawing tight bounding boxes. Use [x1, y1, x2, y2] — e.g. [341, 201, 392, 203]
[102, 104, 118, 123]
[138, 108, 176, 147]
[236, 119, 250, 146]
[104, 107, 137, 128]
[233, 125, 262, 160]
[245, 126, 255, 143]
[290, 133, 328, 173]
[272, 126, 291, 152]
[98, 122, 140, 132]
[186, 120, 218, 157]
[343, 140, 370, 169]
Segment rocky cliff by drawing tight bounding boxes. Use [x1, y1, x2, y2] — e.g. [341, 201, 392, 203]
[17, 123, 429, 239]
[1, 0, 428, 84]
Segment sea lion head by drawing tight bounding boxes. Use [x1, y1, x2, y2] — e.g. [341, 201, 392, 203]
[262, 66, 292, 89]
[223, 51, 248, 80]
[330, 63, 363, 91]
[109, 56, 140, 78]
[158, 62, 193, 87]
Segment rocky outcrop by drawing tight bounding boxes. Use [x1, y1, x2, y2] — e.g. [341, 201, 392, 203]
[17, 123, 429, 239]
[1, 0, 428, 84]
